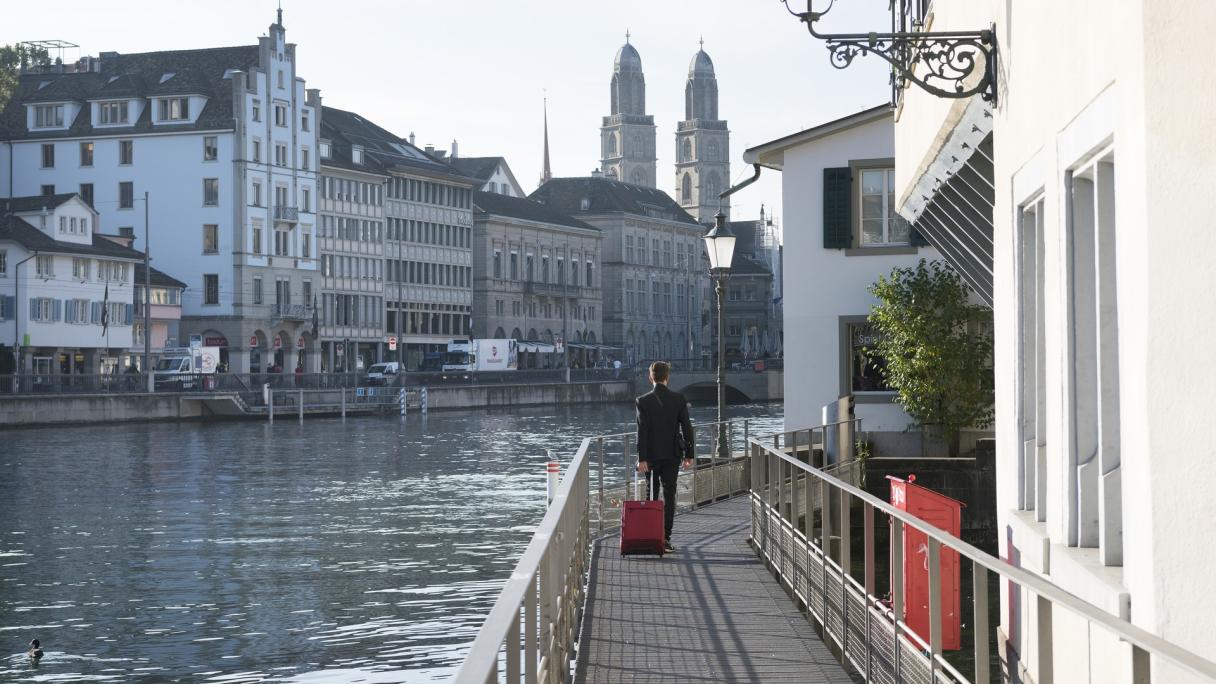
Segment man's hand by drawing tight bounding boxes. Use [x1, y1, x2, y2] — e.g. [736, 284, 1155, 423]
[682, 458, 694, 470]
[637, 461, 650, 474]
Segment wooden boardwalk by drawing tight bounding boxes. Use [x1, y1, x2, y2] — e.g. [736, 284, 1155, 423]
[575, 497, 859, 683]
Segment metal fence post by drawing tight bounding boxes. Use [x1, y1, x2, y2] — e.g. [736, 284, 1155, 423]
[597, 437, 605, 535]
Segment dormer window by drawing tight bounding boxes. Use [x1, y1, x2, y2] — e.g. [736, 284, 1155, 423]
[319, 141, 330, 159]
[352, 146, 364, 165]
[34, 104, 64, 128]
[158, 97, 189, 121]
[98, 100, 129, 125]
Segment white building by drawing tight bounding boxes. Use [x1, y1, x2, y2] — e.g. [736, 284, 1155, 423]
[0, 194, 141, 377]
[888, 1, 1216, 681]
[0, 10, 320, 374]
[744, 105, 938, 435]
[448, 156, 525, 198]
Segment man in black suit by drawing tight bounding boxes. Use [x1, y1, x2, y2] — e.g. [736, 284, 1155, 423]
[636, 361, 694, 552]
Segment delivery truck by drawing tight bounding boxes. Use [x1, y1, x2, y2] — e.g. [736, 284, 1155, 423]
[154, 346, 220, 390]
[442, 338, 518, 372]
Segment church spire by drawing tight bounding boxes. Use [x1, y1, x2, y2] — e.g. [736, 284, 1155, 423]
[541, 96, 552, 186]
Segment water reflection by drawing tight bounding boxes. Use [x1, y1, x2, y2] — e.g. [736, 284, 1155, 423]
[0, 402, 782, 682]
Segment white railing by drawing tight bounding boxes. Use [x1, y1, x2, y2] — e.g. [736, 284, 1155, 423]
[748, 429, 1216, 683]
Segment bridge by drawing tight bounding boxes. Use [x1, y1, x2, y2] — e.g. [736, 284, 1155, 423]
[452, 419, 1216, 684]
[631, 360, 784, 403]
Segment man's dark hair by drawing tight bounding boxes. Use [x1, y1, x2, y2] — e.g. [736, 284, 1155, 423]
[650, 361, 671, 383]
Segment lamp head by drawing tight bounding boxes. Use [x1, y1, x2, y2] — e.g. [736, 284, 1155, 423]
[702, 212, 737, 273]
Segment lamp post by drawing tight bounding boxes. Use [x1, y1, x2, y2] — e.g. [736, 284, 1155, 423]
[703, 211, 736, 461]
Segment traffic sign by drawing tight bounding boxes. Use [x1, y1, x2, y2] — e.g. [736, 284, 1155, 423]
[388, 336, 398, 351]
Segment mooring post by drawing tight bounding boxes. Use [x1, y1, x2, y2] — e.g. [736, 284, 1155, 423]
[546, 450, 560, 505]
[399, 387, 406, 420]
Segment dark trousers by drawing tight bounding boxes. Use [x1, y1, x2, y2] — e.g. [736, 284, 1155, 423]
[646, 459, 679, 541]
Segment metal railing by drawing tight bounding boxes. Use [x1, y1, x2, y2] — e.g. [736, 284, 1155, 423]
[747, 428, 1216, 684]
[454, 417, 754, 683]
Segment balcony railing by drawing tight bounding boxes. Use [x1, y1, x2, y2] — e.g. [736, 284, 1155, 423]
[273, 205, 299, 223]
[273, 303, 313, 320]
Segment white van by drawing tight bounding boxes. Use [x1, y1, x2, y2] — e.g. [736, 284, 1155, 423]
[366, 362, 400, 386]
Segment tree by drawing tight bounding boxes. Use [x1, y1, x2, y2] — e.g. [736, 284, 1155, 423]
[867, 259, 993, 455]
[0, 44, 51, 113]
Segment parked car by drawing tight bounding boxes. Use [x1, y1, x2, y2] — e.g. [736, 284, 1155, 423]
[366, 362, 400, 386]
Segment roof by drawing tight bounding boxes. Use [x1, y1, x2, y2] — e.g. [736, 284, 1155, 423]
[0, 214, 145, 260]
[689, 49, 715, 77]
[3, 193, 77, 213]
[529, 177, 699, 225]
[0, 45, 261, 140]
[320, 106, 476, 184]
[473, 191, 597, 231]
[135, 262, 187, 290]
[448, 156, 504, 182]
[729, 255, 773, 276]
[615, 42, 642, 72]
[742, 104, 892, 170]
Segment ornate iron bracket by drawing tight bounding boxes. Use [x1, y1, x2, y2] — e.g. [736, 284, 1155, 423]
[782, 1, 997, 103]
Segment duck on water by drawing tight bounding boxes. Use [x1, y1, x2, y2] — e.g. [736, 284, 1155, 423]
[27, 639, 43, 663]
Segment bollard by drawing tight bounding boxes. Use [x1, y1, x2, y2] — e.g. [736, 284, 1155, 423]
[546, 451, 560, 505]
[420, 387, 428, 416]
[298, 389, 304, 423]
[399, 387, 406, 420]
[341, 388, 346, 419]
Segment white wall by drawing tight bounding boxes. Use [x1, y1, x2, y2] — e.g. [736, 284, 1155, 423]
[777, 114, 938, 433]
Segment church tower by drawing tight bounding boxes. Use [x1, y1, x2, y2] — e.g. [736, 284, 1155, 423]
[600, 34, 656, 187]
[675, 42, 730, 223]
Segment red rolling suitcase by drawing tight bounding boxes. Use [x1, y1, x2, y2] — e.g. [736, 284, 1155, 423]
[620, 475, 665, 557]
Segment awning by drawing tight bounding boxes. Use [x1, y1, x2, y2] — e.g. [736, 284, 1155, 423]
[519, 341, 556, 353]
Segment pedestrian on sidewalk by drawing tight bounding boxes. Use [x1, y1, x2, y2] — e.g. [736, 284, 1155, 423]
[635, 360, 694, 553]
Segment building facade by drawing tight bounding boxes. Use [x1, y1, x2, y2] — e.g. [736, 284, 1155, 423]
[471, 191, 602, 368]
[675, 46, 730, 224]
[600, 37, 657, 189]
[0, 10, 321, 374]
[745, 106, 937, 433]
[889, 1, 1216, 680]
[448, 156, 525, 197]
[0, 195, 141, 377]
[531, 176, 703, 365]
[130, 262, 186, 370]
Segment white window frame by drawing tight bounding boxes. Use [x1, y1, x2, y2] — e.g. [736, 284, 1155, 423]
[158, 97, 189, 121]
[98, 100, 129, 125]
[857, 166, 911, 247]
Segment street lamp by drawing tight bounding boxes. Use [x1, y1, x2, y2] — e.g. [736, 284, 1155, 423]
[703, 211, 736, 460]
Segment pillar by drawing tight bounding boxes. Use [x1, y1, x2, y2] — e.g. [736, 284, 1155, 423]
[229, 348, 251, 374]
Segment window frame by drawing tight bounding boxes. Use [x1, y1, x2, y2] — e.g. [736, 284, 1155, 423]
[850, 158, 912, 249]
[838, 315, 898, 402]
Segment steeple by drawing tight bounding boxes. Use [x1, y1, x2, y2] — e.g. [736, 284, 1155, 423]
[541, 97, 552, 187]
[675, 40, 730, 223]
[601, 34, 656, 188]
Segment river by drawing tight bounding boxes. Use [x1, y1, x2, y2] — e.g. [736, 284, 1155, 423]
[0, 401, 783, 682]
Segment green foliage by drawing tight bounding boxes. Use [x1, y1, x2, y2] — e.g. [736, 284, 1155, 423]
[0, 44, 51, 113]
[867, 259, 993, 453]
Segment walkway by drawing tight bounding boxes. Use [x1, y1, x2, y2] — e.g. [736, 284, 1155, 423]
[575, 497, 859, 683]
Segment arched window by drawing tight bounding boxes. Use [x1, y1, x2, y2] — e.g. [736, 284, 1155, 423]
[630, 169, 645, 186]
[681, 173, 692, 203]
[704, 173, 720, 201]
[494, 326, 507, 338]
[706, 139, 719, 161]
[633, 135, 643, 155]
[607, 132, 617, 157]
[681, 138, 692, 162]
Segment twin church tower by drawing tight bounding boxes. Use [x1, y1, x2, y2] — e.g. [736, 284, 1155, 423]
[598, 35, 729, 224]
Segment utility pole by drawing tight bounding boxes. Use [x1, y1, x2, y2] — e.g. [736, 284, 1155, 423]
[143, 192, 153, 392]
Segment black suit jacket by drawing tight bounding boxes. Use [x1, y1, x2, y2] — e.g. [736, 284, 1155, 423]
[636, 384, 694, 463]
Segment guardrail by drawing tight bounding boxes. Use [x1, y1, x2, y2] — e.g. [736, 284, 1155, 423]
[453, 417, 754, 683]
[747, 429, 1216, 684]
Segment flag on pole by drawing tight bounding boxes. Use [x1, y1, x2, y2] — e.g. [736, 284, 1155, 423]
[100, 282, 110, 336]
[311, 293, 319, 338]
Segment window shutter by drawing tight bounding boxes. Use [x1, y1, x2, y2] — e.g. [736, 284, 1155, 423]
[823, 167, 853, 249]
[53, 299, 62, 322]
[3, 295, 13, 319]
[125, 303, 134, 325]
[92, 301, 102, 324]
[66, 299, 76, 322]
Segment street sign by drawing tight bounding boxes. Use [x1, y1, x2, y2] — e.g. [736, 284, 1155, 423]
[189, 334, 202, 349]
[388, 336, 398, 351]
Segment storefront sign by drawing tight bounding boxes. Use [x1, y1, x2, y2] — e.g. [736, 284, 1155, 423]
[388, 336, 397, 351]
[273, 337, 283, 350]
[249, 335, 259, 348]
[205, 336, 229, 347]
[296, 336, 305, 349]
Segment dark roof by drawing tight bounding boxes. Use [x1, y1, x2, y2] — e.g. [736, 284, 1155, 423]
[448, 157, 505, 182]
[730, 255, 773, 276]
[0, 45, 261, 140]
[529, 177, 698, 225]
[4, 193, 77, 213]
[135, 263, 187, 290]
[0, 214, 145, 260]
[473, 191, 596, 231]
[320, 106, 476, 184]
[729, 219, 760, 257]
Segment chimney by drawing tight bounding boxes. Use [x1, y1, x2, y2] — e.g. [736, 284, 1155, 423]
[590, 168, 603, 178]
[450, 139, 458, 159]
[409, 132, 416, 146]
[424, 144, 435, 154]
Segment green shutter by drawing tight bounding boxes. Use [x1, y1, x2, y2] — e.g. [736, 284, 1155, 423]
[823, 167, 852, 249]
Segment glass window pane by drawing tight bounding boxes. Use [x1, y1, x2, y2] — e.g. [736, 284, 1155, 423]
[890, 216, 912, 244]
[861, 193, 883, 222]
[861, 219, 885, 245]
[862, 169, 885, 195]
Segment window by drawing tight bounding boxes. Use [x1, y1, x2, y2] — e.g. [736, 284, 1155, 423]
[36, 255, 54, 277]
[252, 100, 261, 122]
[847, 323, 893, 392]
[301, 148, 310, 170]
[625, 235, 634, 263]
[493, 250, 502, 279]
[302, 279, 312, 305]
[119, 140, 133, 165]
[302, 231, 311, 259]
[352, 147, 364, 165]
[274, 104, 287, 127]
[586, 261, 594, 287]
[275, 229, 289, 256]
[114, 181, 133, 209]
[98, 100, 128, 124]
[510, 252, 518, 280]
[80, 142, 94, 166]
[203, 274, 219, 305]
[72, 258, 90, 280]
[681, 173, 692, 202]
[253, 276, 263, 304]
[79, 183, 94, 208]
[274, 143, 287, 167]
[31, 297, 56, 322]
[319, 141, 330, 158]
[41, 144, 54, 168]
[277, 70, 285, 90]
[67, 298, 90, 324]
[0, 250, 6, 277]
[203, 179, 219, 206]
[275, 185, 288, 209]
[252, 181, 262, 207]
[203, 136, 218, 161]
[301, 187, 311, 213]
[159, 97, 189, 121]
[859, 168, 911, 246]
[34, 104, 64, 128]
[301, 110, 310, 131]
[203, 224, 219, 253]
[41, 184, 55, 197]
[252, 223, 263, 255]
[252, 139, 261, 162]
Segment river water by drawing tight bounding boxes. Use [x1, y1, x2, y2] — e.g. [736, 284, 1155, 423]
[0, 401, 782, 682]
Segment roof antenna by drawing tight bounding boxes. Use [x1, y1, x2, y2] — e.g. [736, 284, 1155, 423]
[276, 0, 283, 26]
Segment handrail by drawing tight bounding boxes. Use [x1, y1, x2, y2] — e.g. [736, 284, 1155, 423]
[749, 431, 1216, 682]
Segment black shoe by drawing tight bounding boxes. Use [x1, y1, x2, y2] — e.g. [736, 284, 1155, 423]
[664, 541, 675, 553]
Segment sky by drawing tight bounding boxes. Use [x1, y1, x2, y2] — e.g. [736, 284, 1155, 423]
[3, 0, 893, 234]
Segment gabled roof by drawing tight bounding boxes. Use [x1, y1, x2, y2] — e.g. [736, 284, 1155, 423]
[473, 191, 596, 232]
[3, 193, 78, 213]
[135, 263, 187, 290]
[448, 156, 524, 195]
[743, 104, 892, 170]
[320, 106, 476, 184]
[0, 214, 144, 261]
[529, 177, 698, 225]
[0, 45, 260, 140]
[729, 255, 773, 276]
